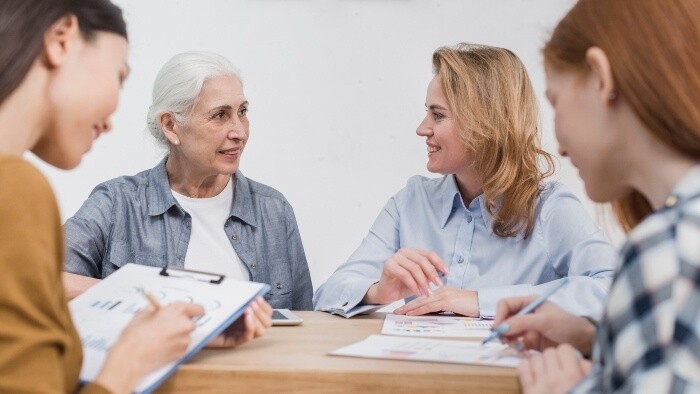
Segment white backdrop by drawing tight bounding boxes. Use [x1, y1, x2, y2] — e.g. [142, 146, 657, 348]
[30, 0, 621, 290]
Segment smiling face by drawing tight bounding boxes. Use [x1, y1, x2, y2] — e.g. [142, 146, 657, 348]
[416, 76, 473, 177]
[173, 75, 249, 178]
[546, 66, 631, 203]
[32, 31, 129, 169]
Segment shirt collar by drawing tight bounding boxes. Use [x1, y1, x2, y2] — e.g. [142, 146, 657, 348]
[665, 164, 700, 209]
[439, 174, 496, 235]
[229, 171, 257, 227]
[146, 157, 257, 227]
[147, 157, 178, 216]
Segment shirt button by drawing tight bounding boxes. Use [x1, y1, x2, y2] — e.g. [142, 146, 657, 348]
[457, 256, 464, 264]
[231, 233, 238, 240]
[466, 216, 472, 223]
[276, 282, 283, 290]
[251, 263, 257, 269]
[665, 195, 678, 208]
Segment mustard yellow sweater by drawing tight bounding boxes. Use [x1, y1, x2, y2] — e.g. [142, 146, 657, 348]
[0, 155, 109, 393]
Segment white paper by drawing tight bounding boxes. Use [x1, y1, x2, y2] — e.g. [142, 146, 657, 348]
[330, 334, 522, 368]
[69, 264, 268, 393]
[381, 314, 493, 338]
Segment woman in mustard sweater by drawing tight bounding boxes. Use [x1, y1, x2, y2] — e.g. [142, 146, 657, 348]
[0, 1, 271, 392]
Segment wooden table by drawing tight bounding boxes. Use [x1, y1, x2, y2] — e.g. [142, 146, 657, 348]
[156, 311, 520, 393]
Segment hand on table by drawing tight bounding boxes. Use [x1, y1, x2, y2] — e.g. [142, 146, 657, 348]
[207, 297, 273, 348]
[393, 287, 479, 317]
[363, 248, 448, 305]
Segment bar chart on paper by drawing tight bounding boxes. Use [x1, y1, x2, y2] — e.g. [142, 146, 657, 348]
[381, 314, 493, 339]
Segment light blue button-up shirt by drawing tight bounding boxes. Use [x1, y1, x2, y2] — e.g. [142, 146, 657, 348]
[313, 175, 616, 318]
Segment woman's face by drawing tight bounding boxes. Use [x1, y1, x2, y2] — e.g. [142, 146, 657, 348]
[416, 75, 473, 176]
[33, 30, 129, 169]
[546, 66, 628, 203]
[174, 75, 249, 178]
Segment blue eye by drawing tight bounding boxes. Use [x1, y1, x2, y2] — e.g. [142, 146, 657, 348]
[432, 112, 444, 121]
[239, 107, 248, 116]
[213, 111, 226, 119]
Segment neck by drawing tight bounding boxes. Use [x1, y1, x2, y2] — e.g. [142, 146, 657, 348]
[0, 64, 50, 156]
[629, 143, 696, 210]
[166, 153, 231, 198]
[454, 165, 483, 206]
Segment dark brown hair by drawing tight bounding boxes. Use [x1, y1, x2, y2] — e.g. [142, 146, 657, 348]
[0, 0, 127, 105]
[544, 0, 700, 232]
[433, 44, 555, 238]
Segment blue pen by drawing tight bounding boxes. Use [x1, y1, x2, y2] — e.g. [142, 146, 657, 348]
[481, 277, 570, 345]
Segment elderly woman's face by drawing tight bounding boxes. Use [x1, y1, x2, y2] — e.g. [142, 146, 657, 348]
[176, 75, 249, 176]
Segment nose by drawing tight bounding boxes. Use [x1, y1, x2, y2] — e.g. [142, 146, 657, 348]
[227, 116, 248, 140]
[416, 114, 432, 137]
[557, 146, 568, 157]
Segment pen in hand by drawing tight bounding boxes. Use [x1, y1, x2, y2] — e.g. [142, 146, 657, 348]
[481, 277, 570, 345]
[140, 287, 162, 311]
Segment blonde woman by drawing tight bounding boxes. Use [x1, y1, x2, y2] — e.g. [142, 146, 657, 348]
[314, 44, 616, 319]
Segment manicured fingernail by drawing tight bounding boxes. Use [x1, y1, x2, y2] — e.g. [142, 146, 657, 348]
[426, 288, 433, 297]
[433, 277, 442, 287]
[574, 349, 583, 359]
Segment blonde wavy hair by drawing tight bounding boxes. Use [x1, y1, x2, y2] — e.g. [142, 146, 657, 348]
[433, 43, 555, 238]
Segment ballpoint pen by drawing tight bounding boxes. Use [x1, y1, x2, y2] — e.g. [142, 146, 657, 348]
[481, 277, 570, 345]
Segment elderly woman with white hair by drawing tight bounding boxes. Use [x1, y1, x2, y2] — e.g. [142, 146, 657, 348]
[62, 52, 313, 340]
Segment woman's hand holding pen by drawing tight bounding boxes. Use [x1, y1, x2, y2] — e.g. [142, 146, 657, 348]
[363, 248, 449, 305]
[206, 297, 273, 348]
[393, 287, 479, 317]
[494, 296, 596, 394]
[493, 295, 596, 355]
[95, 302, 205, 394]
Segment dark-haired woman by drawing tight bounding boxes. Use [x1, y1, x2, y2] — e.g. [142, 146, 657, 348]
[0, 1, 269, 392]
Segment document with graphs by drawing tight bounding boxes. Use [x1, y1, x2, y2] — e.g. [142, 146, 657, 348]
[69, 263, 269, 394]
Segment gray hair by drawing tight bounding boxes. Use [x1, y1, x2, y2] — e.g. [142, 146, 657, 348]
[146, 51, 241, 146]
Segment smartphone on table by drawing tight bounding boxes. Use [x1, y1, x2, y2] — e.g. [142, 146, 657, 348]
[271, 309, 303, 326]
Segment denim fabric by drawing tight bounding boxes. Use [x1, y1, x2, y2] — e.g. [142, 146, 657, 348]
[64, 158, 313, 310]
[314, 175, 617, 318]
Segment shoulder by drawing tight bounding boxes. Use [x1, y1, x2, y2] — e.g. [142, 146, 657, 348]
[0, 156, 56, 210]
[536, 181, 589, 220]
[93, 166, 153, 193]
[244, 175, 288, 203]
[395, 174, 448, 200]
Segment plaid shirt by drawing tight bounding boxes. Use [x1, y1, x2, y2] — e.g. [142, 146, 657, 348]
[574, 167, 700, 393]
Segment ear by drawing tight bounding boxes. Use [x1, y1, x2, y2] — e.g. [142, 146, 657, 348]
[43, 15, 81, 68]
[160, 112, 181, 145]
[585, 47, 617, 106]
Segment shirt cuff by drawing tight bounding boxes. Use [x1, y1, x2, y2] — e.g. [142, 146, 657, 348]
[477, 284, 534, 318]
[317, 278, 378, 317]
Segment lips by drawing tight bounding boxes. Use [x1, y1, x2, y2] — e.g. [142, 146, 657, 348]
[219, 148, 241, 156]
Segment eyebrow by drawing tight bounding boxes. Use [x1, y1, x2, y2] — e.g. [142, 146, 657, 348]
[208, 101, 249, 113]
[427, 104, 448, 111]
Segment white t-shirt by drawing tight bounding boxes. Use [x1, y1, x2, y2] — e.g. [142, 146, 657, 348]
[171, 180, 249, 281]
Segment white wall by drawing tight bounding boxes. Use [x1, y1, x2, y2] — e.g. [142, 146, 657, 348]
[30, 0, 621, 290]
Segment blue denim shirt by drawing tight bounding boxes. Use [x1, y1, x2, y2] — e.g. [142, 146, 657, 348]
[314, 175, 616, 318]
[64, 158, 313, 310]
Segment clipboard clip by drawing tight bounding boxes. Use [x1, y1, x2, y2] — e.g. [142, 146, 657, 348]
[159, 267, 225, 284]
